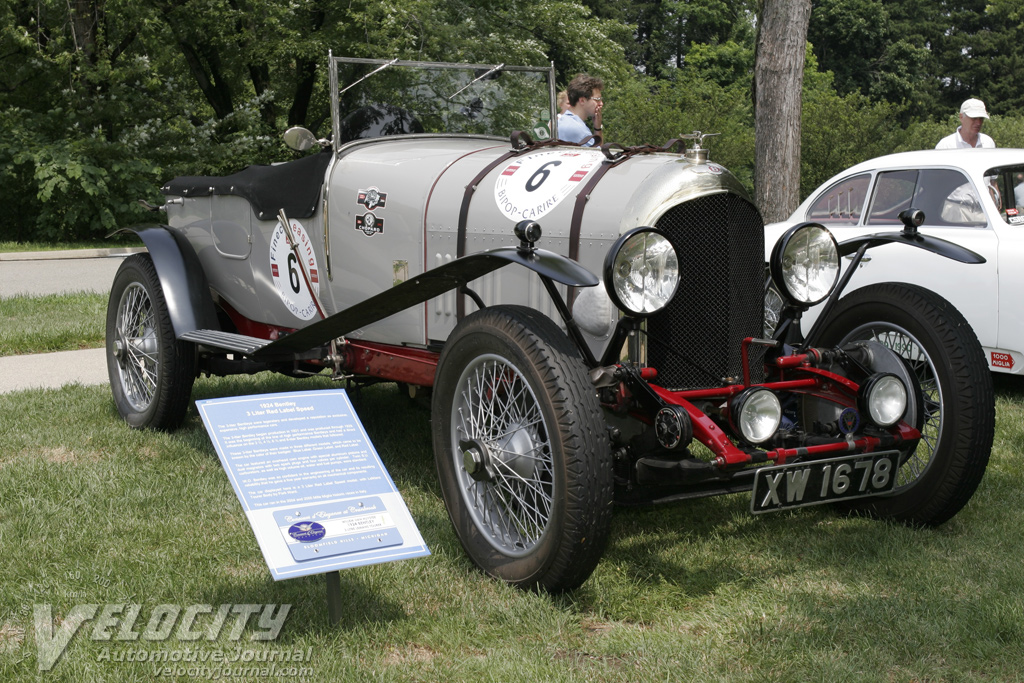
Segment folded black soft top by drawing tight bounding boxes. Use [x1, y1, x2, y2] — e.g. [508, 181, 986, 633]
[160, 150, 332, 220]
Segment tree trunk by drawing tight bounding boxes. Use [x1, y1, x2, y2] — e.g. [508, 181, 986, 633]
[288, 4, 327, 128]
[753, 0, 812, 223]
[248, 62, 277, 128]
[70, 0, 99, 59]
[289, 57, 318, 128]
[178, 42, 235, 120]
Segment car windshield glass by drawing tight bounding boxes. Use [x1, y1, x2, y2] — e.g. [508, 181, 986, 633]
[329, 57, 555, 144]
[806, 173, 870, 226]
[986, 164, 1024, 226]
[867, 168, 984, 227]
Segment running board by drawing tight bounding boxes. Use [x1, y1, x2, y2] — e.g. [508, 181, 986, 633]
[179, 329, 272, 355]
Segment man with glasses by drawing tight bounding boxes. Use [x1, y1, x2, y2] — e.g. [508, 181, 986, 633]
[557, 74, 604, 146]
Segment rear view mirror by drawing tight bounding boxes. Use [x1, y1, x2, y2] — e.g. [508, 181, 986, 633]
[283, 127, 320, 152]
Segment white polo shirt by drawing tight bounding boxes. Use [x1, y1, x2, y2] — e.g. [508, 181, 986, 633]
[935, 127, 996, 149]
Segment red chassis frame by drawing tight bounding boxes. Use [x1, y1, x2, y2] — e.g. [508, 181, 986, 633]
[213, 301, 920, 475]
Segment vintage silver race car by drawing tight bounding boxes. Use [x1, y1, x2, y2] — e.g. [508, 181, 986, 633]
[106, 56, 994, 591]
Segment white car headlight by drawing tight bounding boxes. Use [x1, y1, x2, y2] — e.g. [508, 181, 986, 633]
[603, 228, 680, 316]
[729, 387, 782, 445]
[770, 223, 840, 307]
[859, 373, 908, 427]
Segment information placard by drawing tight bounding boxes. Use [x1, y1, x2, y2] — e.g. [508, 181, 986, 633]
[197, 389, 429, 580]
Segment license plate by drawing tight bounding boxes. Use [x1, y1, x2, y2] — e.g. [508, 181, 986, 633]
[751, 451, 900, 514]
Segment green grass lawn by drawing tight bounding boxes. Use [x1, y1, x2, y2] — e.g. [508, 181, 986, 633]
[2, 369, 1024, 682]
[0, 240, 134, 254]
[0, 293, 107, 356]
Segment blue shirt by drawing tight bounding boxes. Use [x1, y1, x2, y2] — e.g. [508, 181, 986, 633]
[557, 111, 595, 146]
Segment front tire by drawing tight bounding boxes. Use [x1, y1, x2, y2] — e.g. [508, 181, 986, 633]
[432, 306, 613, 591]
[816, 283, 993, 525]
[106, 254, 196, 430]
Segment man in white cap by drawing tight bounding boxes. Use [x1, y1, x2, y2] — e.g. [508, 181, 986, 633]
[936, 98, 995, 149]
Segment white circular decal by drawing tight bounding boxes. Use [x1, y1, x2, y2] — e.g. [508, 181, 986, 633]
[493, 150, 604, 222]
[269, 219, 321, 321]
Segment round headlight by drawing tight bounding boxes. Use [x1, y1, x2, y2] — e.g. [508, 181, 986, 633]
[859, 373, 907, 427]
[603, 228, 680, 316]
[769, 223, 840, 307]
[729, 388, 782, 445]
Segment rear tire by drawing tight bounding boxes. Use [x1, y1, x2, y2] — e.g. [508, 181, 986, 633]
[106, 254, 196, 430]
[816, 283, 993, 525]
[432, 306, 613, 591]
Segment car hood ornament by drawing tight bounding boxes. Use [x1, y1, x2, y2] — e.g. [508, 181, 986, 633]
[679, 131, 720, 163]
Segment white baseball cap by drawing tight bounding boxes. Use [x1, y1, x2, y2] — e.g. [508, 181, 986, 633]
[960, 98, 989, 119]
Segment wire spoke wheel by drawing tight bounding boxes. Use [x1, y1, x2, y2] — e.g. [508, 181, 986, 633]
[843, 323, 940, 489]
[433, 306, 612, 591]
[454, 355, 555, 556]
[113, 282, 161, 412]
[763, 282, 785, 338]
[816, 283, 993, 525]
[106, 254, 196, 430]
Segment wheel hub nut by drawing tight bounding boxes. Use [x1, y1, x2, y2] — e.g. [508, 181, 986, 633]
[460, 440, 492, 482]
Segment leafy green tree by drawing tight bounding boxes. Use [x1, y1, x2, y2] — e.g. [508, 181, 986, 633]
[685, 39, 754, 87]
[0, 0, 632, 242]
[809, 0, 1024, 117]
[582, 0, 755, 78]
[0, 0, 191, 241]
[3, 0, 1020, 244]
[606, 74, 755, 186]
[898, 114, 1024, 152]
[800, 67, 905, 198]
[960, 0, 1024, 113]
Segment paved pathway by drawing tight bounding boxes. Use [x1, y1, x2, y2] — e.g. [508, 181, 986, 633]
[0, 248, 143, 394]
[0, 348, 109, 393]
[0, 247, 141, 297]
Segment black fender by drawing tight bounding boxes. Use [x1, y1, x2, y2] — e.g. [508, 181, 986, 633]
[838, 207, 985, 265]
[257, 245, 598, 357]
[838, 232, 985, 264]
[111, 225, 220, 337]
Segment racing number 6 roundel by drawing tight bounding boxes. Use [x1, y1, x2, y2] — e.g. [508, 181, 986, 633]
[269, 219, 321, 321]
[493, 150, 604, 222]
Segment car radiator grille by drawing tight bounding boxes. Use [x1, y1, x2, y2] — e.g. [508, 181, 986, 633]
[647, 193, 766, 390]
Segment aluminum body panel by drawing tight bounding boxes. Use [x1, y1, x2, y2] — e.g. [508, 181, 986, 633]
[325, 137, 504, 345]
[421, 142, 753, 356]
[163, 135, 754, 361]
[166, 193, 330, 326]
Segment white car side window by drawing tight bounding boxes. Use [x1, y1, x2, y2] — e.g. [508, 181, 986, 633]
[806, 173, 870, 226]
[867, 170, 917, 225]
[866, 168, 984, 228]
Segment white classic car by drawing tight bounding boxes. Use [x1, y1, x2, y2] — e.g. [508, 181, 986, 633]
[765, 148, 1024, 375]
